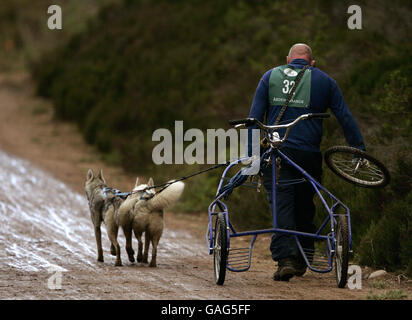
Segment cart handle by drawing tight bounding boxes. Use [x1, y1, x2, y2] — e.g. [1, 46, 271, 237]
[229, 113, 329, 129]
[229, 113, 330, 146]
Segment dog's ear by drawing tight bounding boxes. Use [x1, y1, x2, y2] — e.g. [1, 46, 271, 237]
[98, 169, 106, 183]
[148, 177, 154, 187]
[87, 169, 94, 181]
[135, 177, 139, 187]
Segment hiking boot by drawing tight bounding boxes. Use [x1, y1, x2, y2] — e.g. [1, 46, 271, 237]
[294, 253, 311, 276]
[273, 258, 297, 281]
[294, 259, 307, 277]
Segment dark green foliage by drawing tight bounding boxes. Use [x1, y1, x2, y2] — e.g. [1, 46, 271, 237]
[358, 190, 412, 273]
[31, 0, 412, 274]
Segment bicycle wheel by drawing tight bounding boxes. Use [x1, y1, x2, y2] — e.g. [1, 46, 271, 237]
[334, 215, 349, 288]
[324, 146, 390, 188]
[213, 213, 228, 285]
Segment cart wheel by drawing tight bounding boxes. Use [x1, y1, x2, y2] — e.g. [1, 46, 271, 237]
[214, 213, 228, 285]
[334, 215, 349, 288]
[324, 146, 390, 188]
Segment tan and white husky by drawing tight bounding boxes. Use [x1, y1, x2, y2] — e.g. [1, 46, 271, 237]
[117, 178, 184, 267]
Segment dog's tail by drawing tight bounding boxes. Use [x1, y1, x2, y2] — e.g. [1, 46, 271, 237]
[147, 181, 185, 211]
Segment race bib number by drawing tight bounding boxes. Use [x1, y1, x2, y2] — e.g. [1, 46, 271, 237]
[268, 65, 311, 108]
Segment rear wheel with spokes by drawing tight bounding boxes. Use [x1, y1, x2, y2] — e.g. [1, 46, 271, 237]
[324, 146, 390, 188]
[213, 213, 228, 285]
[334, 215, 349, 288]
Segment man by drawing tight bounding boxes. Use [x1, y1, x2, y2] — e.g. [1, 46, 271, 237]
[248, 43, 366, 281]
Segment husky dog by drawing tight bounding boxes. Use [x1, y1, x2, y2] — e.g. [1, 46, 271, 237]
[84, 169, 108, 262]
[115, 178, 145, 263]
[132, 178, 185, 267]
[117, 178, 185, 267]
[101, 188, 124, 266]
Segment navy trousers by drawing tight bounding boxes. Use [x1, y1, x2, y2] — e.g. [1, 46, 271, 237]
[262, 147, 322, 261]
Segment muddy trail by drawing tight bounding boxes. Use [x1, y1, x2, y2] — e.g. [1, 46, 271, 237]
[0, 72, 410, 300]
[0, 148, 212, 299]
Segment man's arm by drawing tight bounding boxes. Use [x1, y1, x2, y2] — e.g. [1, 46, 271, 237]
[247, 72, 270, 156]
[249, 76, 269, 121]
[329, 80, 366, 151]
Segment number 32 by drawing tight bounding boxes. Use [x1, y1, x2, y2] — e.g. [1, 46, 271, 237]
[282, 79, 295, 94]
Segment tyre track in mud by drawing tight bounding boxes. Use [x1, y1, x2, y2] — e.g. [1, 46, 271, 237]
[0, 72, 406, 300]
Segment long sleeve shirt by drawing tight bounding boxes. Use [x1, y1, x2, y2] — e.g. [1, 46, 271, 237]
[248, 58, 366, 154]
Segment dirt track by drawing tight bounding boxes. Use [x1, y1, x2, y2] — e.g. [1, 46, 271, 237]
[0, 72, 410, 300]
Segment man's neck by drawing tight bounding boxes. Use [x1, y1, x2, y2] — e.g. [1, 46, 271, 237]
[289, 58, 310, 65]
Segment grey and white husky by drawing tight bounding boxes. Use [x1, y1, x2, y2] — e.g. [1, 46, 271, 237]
[85, 169, 122, 265]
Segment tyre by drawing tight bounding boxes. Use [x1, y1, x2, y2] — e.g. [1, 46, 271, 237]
[334, 215, 349, 288]
[213, 213, 228, 285]
[324, 146, 390, 188]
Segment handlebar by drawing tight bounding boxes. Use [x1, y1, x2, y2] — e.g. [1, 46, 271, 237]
[305, 113, 331, 120]
[228, 118, 259, 126]
[228, 113, 330, 147]
[228, 113, 330, 129]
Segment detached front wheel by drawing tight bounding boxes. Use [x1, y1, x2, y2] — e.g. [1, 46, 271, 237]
[324, 146, 390, 188]
[213, 213, 228, 285]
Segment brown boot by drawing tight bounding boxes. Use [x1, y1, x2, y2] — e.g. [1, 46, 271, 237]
[294, 258, 307, 277]
[273, 257, 297, 281]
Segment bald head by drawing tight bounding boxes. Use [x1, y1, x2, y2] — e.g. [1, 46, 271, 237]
[287, 43, 315, 66]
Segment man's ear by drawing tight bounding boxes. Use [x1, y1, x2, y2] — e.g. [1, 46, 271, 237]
[97, 169, 106, 184]
[87, 169, 94, 181]
[148, 177, 154, 187]
[310, 59, 316, 67]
